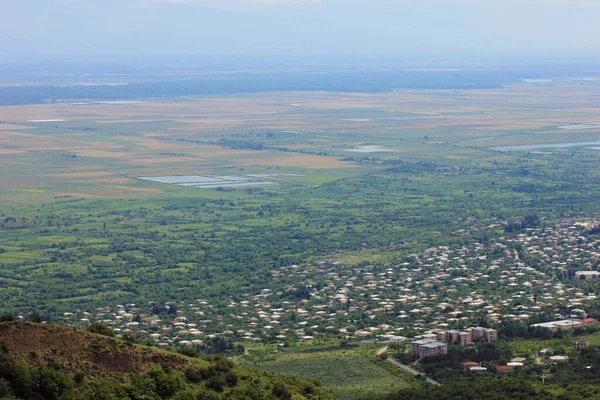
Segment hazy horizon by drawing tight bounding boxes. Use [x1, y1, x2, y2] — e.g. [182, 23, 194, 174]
[3, 0, 600, 62]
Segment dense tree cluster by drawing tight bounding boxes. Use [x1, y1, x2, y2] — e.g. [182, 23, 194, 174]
[387, 378, 600, 400]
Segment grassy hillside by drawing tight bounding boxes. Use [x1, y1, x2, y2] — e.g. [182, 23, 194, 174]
[0, 322, 335, 399]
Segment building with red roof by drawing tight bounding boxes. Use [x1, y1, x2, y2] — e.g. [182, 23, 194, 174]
[462, 361, 479, 372]
[496, 365, 512, 374]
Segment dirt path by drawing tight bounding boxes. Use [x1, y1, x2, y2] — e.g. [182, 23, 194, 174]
[386, 356, 441, 386]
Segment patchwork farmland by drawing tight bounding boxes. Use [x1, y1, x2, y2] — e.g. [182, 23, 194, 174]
[2, 81, 600, 398]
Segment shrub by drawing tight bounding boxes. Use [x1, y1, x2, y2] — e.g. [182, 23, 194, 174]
[173, 389, 225, 400]
[74, 371, 86, 385]
[184, 365, 211, 383]
[0, 314, 15, 322]
[29, 312, 42, 323]
[271, 382, 292, 400]
[177, 347, 200, 358]
[145, 368, 182, 398]
[0, 378, 12, 398]
[7, 362, 37, 398]
[211, 357, 233, 373]
[122, 332, 137, 344]
[206, 375, 226, 393]
[224, 371, 238, 387]
[303, 384, 317, 396]
[37, 367, 74, 400]
[87, 323, 114, 337]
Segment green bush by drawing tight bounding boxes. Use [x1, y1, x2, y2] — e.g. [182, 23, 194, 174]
[0, 378, 12, 398]
[172, 389, 225, 400]
[87, 323, 114, 337]
[0, 314, 15, 322]
[206, 375, 226, 393]
[29, 313, 42, 323]
[8, 362, 37, 398]
[145, 368, 182, 398]
[37, 367, 74, 400]
[185, 365, 210, 383]
[271, 382, 292, 400]
[122, 331, 137, 344]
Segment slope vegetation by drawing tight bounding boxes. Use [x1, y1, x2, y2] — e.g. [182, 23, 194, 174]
[0, 322, 334, 400]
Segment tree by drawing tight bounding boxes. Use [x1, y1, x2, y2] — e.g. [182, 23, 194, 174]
[122, 332, 137, 344]
[87, 323, 114, 337]
[0, 314, 15, 322]
[37, 367, 74, 400]
[29, 312, 42, 323]
[167, 304, 178, 315]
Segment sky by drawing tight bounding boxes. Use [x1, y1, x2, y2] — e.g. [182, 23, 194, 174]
[2, 0, 600, 61]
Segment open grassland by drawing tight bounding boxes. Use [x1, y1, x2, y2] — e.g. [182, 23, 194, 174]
[586, 332, 600, 347]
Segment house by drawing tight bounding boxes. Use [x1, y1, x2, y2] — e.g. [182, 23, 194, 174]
[496, 366, 512, 374]
[507, 362, 524, 368]
[469, 366, 487, 372]
[387, 335, 408, 344]
[530, 319, 582, 332]
[575, 271, 600, 280]
[462, 361, 479, 372]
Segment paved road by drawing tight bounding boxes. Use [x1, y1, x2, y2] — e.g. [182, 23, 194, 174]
[386, 356, 441, 386]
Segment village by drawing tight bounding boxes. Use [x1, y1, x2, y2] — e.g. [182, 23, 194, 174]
[51, 218, 600, 373]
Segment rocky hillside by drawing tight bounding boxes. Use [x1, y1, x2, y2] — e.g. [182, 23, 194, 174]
[0, 322, 334, 399]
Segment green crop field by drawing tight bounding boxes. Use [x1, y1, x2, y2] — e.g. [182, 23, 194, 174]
[242, 345, 411, 399]
[258, 353, 408, 399]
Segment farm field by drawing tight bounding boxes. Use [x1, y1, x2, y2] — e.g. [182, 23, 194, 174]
[242, 345, 411, 399]
[3, 82, 600, 399]
[1, 83, 600, 203]
[1, 82, 600, 314]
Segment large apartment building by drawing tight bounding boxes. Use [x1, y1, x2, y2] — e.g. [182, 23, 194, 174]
[436, 326, 497, 345]
[411, 339, 448, 359]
